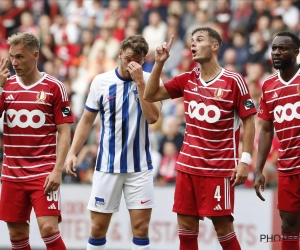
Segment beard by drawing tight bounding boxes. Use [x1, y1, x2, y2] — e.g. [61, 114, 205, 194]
[272, 57, 293, 70]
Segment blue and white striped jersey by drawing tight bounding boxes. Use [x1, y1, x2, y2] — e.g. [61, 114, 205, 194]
[85, 68, 153, 173]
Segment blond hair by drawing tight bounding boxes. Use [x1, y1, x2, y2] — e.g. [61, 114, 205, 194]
[7, 32, 40, 51]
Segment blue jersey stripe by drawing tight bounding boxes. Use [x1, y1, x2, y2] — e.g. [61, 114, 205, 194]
[133, 101, 141, 172]
[108, 85, 117, 172]
[96, 96, 104, 171]
[145, 122, 153, 170]
[120, 82, 130, 173]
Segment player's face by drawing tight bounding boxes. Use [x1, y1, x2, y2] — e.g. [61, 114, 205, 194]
[9, 43, 38, 77]
[119, 48, 145, 79]
[271, 36, 298, 70]
[190, 31, 215, 64]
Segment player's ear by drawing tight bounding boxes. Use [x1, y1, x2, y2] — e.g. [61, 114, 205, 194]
[118, 50, 122, 59]
[212, 42, 219, 52]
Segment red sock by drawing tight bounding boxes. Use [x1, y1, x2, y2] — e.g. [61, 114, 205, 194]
[42, 231, 66, 250]
[11, 238, 31, 250]
[178, 229, 198, 250]
[218, 232, 241, 250]
[282, 233, 299, 250]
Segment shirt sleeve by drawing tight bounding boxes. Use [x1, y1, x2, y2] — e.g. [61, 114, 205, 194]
[258, 92, 272, 120]
[234, 74, 257, 119]
[85, 76, 101, 112]
[52, 80, 74, 125]
[164, 73, 187, 99]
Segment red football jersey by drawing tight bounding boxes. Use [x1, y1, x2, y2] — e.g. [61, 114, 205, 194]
[164, 68, 257, 177]
[0, 73, 74, 182]
[258, 69, 300, 176]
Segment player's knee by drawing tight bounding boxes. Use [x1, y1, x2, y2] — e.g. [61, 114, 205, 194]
[282, 218, 299, 232]
[213, 221, 234, 236]
[39, 223, 58, 236]
[90, 222, 108, 238]
[131, 218, 149, 237]
[7, 223, 29, 241]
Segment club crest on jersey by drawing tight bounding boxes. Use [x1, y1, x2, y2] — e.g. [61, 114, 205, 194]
[133, 88, 139, 101]
[214, 87, 223, 100]
[36, 90, 46, 103]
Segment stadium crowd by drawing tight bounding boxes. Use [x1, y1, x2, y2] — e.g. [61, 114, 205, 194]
[0, 0, 299, 188]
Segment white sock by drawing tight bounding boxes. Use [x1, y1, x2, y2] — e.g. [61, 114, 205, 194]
[132, 243, 150, 250]
[87, 243, 106, 250]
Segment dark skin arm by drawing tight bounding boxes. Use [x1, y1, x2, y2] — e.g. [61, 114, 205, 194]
[254, 119, 274, 201]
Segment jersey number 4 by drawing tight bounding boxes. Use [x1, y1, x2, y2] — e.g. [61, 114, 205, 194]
[214, 186, 221, 201]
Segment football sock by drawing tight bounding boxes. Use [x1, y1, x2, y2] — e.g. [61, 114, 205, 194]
[11, 238, 31, 250]
[218, 232, 241, 250]
[132, 237, 150, 250]
[282, 232, 299, 250]
[42, 231, 66, 250]
[178, 229, 199, 250]
[87, 237, 106, 250]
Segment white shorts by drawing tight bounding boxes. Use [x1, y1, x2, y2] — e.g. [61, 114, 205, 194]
[87, 170, 155, 213]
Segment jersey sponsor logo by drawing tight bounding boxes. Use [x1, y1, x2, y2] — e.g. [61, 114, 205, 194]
[6, 109, 46, 128]
[95, 197, 105, 206]
[274, 101, 300, 123]
[243, 99, 255, 110]
[61, 106, 71, 117]
[188, 100, 220, 123]
[36, 90, 47, 103]
[214, 87, 223, 100]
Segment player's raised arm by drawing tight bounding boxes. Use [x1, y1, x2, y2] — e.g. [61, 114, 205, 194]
[143, 36, 174, 103]
[254, 119, 274, 201]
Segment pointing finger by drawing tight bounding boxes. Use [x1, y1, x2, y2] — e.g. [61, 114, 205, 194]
[166, 35, 175, 51]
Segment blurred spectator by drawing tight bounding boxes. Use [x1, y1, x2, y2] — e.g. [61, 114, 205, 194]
[273, 0, 300, 31]
[17, 11, 39, 36]
[162, 26, 185, 76]
[230, 0, 252, 31]
[248, 0, 272, 33]
[142, 10, 168, 51]
[156, 141, 178, 186]
[181, 0, 198, 32]
[158, 116, 184, 156]
[213, 0, 232, 42]
[247, 31, 269, 64]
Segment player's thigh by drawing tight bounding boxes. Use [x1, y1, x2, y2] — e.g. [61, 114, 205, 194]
[173, 171, 199, 217]
[278, 174, 300, 212]
[7, 222, 30, 240]
[123, 170, 154, 209]
[194, 176, 234, 218]
[0, 180, 32, 223]
[29, 178, 62, 221]
[87, 171, 124, 213]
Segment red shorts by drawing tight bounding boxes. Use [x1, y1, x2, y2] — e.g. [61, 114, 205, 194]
[173, 171, 234, 218]
[278, 174, 300, 212]
[0, 178, 62, 223]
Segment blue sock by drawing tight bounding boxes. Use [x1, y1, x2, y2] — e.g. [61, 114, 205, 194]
[88, 237, 106, 246]
[132, 237, 150, 246]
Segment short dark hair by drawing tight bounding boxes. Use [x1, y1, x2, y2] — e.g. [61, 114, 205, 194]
[191, 27, 223, 49]
[274, 31, 300, 49]
[120, 35, 149, 57]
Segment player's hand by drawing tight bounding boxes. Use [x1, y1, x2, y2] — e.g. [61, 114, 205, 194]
[126, 61, 144, 85]
[65, 154, 78, 178]
[43, 170, 62, 194]
[231, 162, 248, 187]
[0, 57, 10, 88]
[155, 35, 174, 63]
[254, 171, 266, 201]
